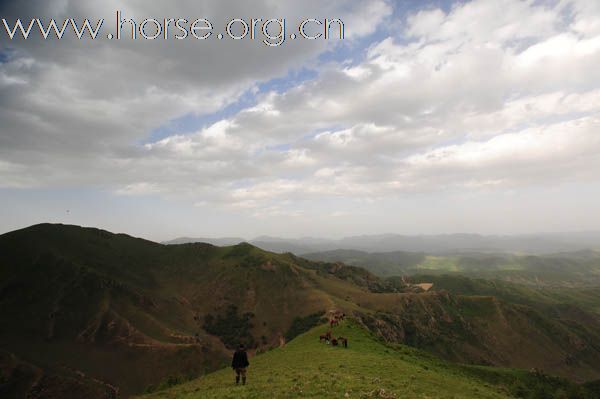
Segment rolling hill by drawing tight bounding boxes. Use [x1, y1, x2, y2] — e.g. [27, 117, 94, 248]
[2, 224, 600, 398]
[303, 249, 600, 286]
[395, 274, 600, 315]
[137, 320, 600, 399]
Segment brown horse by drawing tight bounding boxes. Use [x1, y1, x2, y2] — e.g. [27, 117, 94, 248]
[319, 330, 332, 343]
[337, 336, 348, 348]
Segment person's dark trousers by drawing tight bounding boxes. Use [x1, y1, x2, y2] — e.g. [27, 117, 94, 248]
[235, 368, 247, 385]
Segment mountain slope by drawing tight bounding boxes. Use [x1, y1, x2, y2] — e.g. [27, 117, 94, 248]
[399, 274, 600, 315]
[0, 224, 402, 397]
[2, 224, 600, 398]
[137, 320, 598, 399]
[0, 224, 230, 397]
[355, 293, 600, 383]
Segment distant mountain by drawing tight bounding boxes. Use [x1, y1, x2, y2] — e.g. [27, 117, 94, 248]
[163, 236, 332, 254]
[249, 240, 316, 255]
[303, 249, 427, 276]
[162, 236, 245, 246]
[163, 232, 600, 255]
[336, 232, 600, 254]
[2, 224, 600, 398]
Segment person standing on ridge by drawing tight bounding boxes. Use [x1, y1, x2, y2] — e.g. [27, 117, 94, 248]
[231, 344, 250, 385]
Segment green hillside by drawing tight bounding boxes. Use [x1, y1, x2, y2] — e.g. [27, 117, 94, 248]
[2, 224, 600, 398]
[0, 224, 380, 397]
[304, 250, 600, 286]
[137, 320, 598, 399]
[0, 224, 410, 398]
[399, 274, 600, 315]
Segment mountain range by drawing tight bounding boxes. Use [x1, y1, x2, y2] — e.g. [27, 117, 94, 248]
[1, 224, 600, 398]
[164, 232, 600, 255]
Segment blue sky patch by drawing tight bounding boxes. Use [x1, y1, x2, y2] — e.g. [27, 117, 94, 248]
[144, 67, 319, 144]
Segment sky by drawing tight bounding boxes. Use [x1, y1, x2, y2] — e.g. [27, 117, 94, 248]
[1, 0, 600, 241]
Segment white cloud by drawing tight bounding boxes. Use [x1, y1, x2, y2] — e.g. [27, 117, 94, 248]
[405, 116, 600, 180]
[1, 0, 600, 234]
[115, 182, 162, 196]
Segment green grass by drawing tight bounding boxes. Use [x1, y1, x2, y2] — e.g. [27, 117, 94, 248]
[416, 256, 467, 272]
[304, 249, 600, 287]
[405, 274, 600, 315]
[137, 320, 520, 399]
[4, 225, 600, 398]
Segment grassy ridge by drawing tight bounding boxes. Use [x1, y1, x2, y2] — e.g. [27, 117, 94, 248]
[137, 320, 508, 399]
[138, 320, 598, 399]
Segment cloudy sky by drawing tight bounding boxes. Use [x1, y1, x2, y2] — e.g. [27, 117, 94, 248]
[1, 0, 599, 241]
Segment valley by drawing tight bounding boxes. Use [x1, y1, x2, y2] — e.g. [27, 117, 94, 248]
[303, 249, 600, 286]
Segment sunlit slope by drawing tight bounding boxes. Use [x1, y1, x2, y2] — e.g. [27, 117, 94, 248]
[137, 320, 578, 399]
[304, 250, 600, 286]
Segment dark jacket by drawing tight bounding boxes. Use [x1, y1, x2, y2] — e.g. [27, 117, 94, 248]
[231, 350, 249, 369]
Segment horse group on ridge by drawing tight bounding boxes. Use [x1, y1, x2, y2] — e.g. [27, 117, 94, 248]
[319, 310, 348, 348]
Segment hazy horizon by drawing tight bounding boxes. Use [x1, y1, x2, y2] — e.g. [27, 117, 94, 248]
[4, 222, 600, 247]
